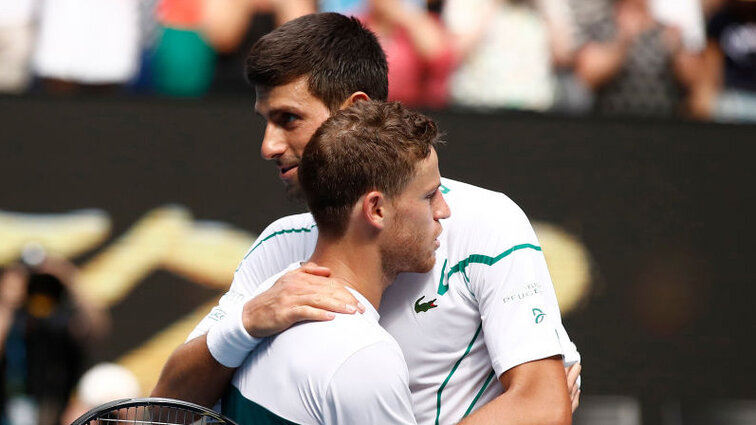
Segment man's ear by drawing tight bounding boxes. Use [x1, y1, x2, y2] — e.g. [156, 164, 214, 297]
[362, 190, 386, 230]
[340, 91, 370, 110]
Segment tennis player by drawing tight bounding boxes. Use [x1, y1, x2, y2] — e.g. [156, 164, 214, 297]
[154, 12, 579, 425]
[222, 100, 447, 424]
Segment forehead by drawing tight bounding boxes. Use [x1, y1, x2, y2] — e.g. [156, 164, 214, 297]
[254, 77, 326, 114]
[408, 149, 440, 189]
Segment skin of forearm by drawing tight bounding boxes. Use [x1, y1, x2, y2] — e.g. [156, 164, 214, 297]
[457, 357, 572, 425]
[200, 0, 255, 53]
[575, 40, 631, 89]
[393, 9, 449, 61]
[0, 306, 15, 354]
[687, 42, 723, 118]
[151, 334, 236, 407]
[458, 390, 572, 425]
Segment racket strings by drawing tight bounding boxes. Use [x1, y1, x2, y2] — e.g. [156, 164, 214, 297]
[83, 405, 224, 425]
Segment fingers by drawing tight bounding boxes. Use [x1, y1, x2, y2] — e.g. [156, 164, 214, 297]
[566, 363, 581, 387]
[241, 266, 367, 337]
[299, 262, 332, 277]
[286, 269, 365, 313]
[566, 363, 582, 412]
[287, 305, 337, 323]
[572, 388, 580, 412]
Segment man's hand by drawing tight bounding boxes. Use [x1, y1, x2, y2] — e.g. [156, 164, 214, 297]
[242, 262, 366, 338]
[566, 363, 582, 412]
[153, 262, 366, 406]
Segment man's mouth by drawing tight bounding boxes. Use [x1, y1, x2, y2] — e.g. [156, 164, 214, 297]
[279, 164, 298, 178]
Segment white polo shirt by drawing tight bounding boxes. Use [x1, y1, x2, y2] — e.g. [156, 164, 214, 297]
[221, 264, 416, 425]
[191, 178, 580, 425]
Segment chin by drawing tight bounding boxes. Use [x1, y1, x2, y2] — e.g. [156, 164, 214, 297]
[284, 181, 305, 201]
[417, 255, 436, 274]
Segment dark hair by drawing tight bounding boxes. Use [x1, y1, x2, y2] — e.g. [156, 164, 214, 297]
[299, 101, 441, 238]
[245, 13, 389, 111]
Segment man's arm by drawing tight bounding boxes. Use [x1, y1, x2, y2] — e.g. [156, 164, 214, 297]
[152, 334, 235, 407]
[151, 263, 364, 406]
[458, 356, 572, 425]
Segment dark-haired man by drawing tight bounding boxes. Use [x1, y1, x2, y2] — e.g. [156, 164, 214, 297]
[154, 12, 579, 425]
[222, 100, 447, 424]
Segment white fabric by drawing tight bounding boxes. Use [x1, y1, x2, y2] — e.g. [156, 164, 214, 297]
[0, 24, 34, 92]
[443, 0, 555, 110]
[206, 295, 261, 368]
[0, 0, 36, 25]
[228, 269, 416, 425]
[192, 178, 579, 425]
[32, 0, 139, 83]
[650, 0, 705, 52]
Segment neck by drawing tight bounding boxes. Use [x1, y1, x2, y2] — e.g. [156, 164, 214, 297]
[308, 233, 392, 310]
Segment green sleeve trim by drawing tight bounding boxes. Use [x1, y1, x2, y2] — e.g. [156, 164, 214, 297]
[435, 323, 483, 425]
[437, 244, 542, 296]
[235, 224, 317, 272]
[244, 224, 317, 259]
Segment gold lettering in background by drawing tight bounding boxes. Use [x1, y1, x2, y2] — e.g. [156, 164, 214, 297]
[0, 209, 592, 395]
[0, 205, 257, 394]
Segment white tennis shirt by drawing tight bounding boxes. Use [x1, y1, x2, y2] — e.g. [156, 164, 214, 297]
[222, 263, 416, 425]
[190, 178, 580, 425]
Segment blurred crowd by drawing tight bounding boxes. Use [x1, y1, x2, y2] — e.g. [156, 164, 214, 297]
[0, 0, 754, 122]
[0, 246, 124, 425]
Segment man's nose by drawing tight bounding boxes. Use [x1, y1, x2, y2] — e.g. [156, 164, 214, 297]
[435, 193, 451, 220]
[260, 124, 286, 160]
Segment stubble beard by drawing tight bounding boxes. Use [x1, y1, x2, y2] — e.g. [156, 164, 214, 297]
[380, 228, 436, 279]
[283, 178, 305, 202]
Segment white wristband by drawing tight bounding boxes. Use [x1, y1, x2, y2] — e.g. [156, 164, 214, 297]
[206, 302, 261, 368]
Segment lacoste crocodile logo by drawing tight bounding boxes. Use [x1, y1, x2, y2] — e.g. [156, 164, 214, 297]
[414, 296, 438, 313]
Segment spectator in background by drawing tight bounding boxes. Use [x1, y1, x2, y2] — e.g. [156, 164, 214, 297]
[59, 363, 141, 425]
[152, 0, 217, 97]
[362, 0, 454, 108]
[316, 0, 453, 108]
[32, 0, 140, 94]
[0, 0, 37, 94]
[153, 0, 311, 97]
[0, 252, 109, 425]
[690, 0, 756, 122]
[206, 0, 312, 94]
[442, 0, 557, 111]
[573, 0, 700, 117]
[542, 0, 596, 113]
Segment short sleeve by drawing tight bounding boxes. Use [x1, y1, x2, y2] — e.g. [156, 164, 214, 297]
[323, 342, 417, 425]
[185, 213, 318, 341]
[463, 197, 566, 376]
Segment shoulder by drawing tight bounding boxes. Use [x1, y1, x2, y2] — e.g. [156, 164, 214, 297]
[274, 312, 400, 371]
[239, 212, 318, 261]
[441, 177, 535, 240]
[254, 213, 318, 245]
[231, 213, 317, 293]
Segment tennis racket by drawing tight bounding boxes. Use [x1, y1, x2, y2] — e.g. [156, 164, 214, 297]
[70, 397, 239, 425]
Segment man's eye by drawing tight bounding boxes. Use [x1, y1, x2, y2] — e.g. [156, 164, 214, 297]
[279, 113, 298, 125]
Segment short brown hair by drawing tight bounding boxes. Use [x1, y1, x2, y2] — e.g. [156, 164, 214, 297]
[245, 13, 388, 112]
[299, 101, 441, 238]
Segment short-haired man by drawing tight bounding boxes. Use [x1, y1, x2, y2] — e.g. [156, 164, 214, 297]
[154, 13, 579, 425]
[222, 100, 448, 424]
